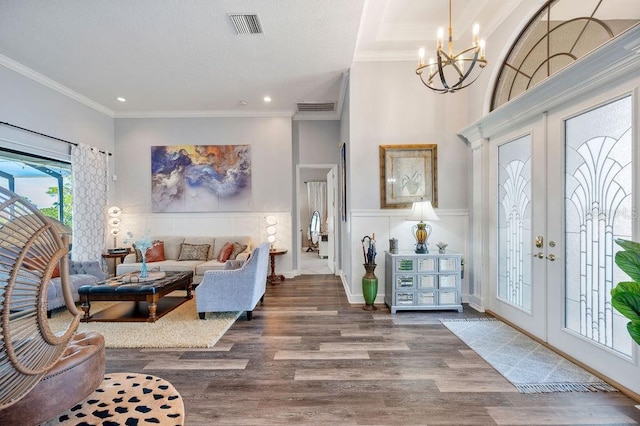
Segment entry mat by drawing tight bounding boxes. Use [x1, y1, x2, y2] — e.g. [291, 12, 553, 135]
[441, 319, 618, 394]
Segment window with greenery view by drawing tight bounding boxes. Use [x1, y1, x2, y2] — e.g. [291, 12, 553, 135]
[0, 149, 72, 228]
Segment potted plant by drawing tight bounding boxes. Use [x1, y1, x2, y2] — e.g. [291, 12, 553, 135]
[612, 238, 640, 345]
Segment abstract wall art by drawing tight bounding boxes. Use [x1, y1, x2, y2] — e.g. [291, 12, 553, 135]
[151, 145, 251, 212]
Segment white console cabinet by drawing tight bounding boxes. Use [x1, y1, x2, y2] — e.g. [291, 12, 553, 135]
[384, 250, 463, 314]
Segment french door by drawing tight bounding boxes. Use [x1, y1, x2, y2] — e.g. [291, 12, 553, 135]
[490, 120, 547, 339]
[490, 91, 639, 393]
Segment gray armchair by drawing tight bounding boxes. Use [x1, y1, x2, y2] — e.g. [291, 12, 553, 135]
[196, 242, 270, 321]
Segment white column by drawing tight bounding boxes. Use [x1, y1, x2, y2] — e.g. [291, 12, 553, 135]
[467, 136, 489, 311]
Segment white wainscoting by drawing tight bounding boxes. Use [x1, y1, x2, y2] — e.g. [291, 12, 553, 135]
[347, 209, 470, 305]
[117, 212, 293, 275]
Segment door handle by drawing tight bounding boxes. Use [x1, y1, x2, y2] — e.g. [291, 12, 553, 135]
[546, 254, 556, 261]
[531, 252, 544, 259]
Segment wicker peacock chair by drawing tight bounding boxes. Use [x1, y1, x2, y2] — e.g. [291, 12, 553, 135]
[0, 186, 80, 410]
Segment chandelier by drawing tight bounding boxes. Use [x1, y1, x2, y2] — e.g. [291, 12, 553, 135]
[416, 0, 487, 93]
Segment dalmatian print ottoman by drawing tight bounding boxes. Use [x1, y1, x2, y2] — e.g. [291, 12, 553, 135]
[46, 373, 184, 425]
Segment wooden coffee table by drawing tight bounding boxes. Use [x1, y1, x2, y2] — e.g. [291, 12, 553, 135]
[78, 271, 193, 323]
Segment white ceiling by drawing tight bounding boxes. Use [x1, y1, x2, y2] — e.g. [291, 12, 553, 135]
[1, 0, 604, 119]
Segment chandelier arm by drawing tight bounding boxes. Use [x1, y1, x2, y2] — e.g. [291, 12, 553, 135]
[451, 51, 481, 90]
[436, 53, 451, 92]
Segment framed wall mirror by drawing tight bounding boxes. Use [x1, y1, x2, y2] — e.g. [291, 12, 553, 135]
[310, 210, 321, 246]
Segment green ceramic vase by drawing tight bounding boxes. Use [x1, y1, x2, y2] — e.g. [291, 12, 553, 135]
[362, 264, 378, 311]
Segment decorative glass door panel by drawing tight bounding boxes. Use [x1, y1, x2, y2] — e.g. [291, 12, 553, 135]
[564, 96, 633, 357]
[497, 135, 533, 311]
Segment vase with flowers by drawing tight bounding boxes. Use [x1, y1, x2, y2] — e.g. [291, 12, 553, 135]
[124, 231, 152, 278]
[361, 233, 377, 311]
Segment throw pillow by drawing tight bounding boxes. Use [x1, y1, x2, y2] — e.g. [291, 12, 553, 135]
[51, 263, 61, 278]
[229, 242, 248, 260]
[177, 243, 210, 261]
[145, 240, 166, 262]
[216, 242, 234, 262]
[24, 256, 61, 278]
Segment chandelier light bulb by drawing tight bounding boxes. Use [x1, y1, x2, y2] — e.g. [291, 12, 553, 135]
[416, 0, 488, 93]
[418, 47, 425, 66]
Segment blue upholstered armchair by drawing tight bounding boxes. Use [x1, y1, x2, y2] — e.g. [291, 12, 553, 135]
[195, 242, 270, 321]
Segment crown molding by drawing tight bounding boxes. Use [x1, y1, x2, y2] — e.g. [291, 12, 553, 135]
[459, 25, 640, 142]
[0, 54, 115, 117]
[114, 110, 295, 119]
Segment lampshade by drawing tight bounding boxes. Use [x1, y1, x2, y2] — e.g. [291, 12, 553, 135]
[108, 206, 122, 217]
[407, 200, 438, 254]
[407, 200, 440, 222]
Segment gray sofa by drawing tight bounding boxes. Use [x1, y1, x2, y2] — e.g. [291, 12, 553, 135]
[0, 259, 105, 317]
[47, 260, 107, 316]
[116, 235, 253, 285]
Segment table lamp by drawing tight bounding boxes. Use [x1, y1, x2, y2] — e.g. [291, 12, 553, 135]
[107, 206, 122, 249]
[266, 215, 277, 249]
[407, 200, 439, 253]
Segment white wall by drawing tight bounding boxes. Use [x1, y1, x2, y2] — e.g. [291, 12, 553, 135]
[113, 116, 294, 274]
[347, 60, 471, 303]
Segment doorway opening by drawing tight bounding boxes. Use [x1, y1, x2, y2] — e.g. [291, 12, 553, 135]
[296, 165, 337, 275]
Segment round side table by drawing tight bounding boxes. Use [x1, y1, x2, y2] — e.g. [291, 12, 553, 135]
[268, 248, 287, 284]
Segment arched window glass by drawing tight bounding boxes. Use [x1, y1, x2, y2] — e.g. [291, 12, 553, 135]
[491, 0, 639, 110]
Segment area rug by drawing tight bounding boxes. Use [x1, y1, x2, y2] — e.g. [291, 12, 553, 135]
[49, 293, 241, 348]
[441, 318, 618, 394]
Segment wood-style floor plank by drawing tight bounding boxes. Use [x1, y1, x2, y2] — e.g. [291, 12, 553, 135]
[105, 274, 640, 425]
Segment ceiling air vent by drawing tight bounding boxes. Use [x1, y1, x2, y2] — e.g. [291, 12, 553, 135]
[297, 102, 336, 113]
[229, 14, 263, 35]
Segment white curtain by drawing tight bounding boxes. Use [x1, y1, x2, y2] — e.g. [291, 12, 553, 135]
[307, 181, 327, 233]
[71, 144, 108, 261]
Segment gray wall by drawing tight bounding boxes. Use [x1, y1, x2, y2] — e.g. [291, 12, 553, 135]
[346, 60, 472, 302]
[0, 66, 115, 198]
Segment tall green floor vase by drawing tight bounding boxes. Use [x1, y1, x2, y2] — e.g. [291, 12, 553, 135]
[362, 264, 378, 311]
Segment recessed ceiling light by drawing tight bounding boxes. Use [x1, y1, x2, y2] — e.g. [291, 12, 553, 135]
[239, 100, 248, 106]
[263, 96, 271, 103]
[117, 97, 126, 102]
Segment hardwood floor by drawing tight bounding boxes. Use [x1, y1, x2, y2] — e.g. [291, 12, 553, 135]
[105, 275, 640, 425]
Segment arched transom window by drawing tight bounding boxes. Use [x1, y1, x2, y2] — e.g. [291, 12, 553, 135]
[491, 0, 640, 110]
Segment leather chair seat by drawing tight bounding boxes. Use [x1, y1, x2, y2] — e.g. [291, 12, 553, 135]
[0, 331, 106, 425]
